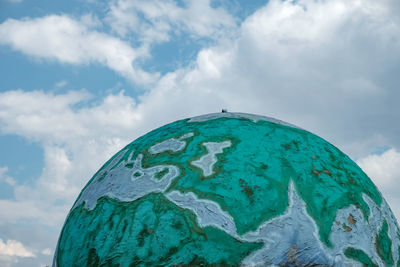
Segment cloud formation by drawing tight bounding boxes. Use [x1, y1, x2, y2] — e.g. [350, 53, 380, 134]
[0, 0, 237, 85]
[0, 15, 156, 84]
[0, 238, 35, 267]
[106, 0, 237, 42]
[0, 167, 16, 187]
[0, 90, 141, 205]
[0, 0, 399, 266]
[358, 149, 400, 219]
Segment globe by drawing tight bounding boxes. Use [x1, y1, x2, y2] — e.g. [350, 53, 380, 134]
[53, 112, 400, 266]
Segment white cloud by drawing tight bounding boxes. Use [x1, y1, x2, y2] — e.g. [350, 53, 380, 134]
[0, 199, 64, 226]
[0, 15, 157, 84]
[357, 149, 400, 190]
[0, 90, 90, 142]
[106, 0, 237, 43]
[357, 149, 400, 220]
[55, 80, 68, 88]
[0, 90, 143, 227]
[0, 238, 35, 258]
[41, 248, 52, 256]
[0, 90, 140, 144]
[0, 238, 35, 267]
[0, 167, 16, 187]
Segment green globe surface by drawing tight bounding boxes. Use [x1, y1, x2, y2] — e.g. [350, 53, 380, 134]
[54, 112, 400, 266]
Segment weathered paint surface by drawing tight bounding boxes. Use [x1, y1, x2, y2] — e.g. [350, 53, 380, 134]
[58, 193, 262, 266]
[72, 153, 180, 210]
[344, 247, 377, 266]
[190, 140, 231, 177]
[54, 112, 400, 266]
[149, 132, 194, 155]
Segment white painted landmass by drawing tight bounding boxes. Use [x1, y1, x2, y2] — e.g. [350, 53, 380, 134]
[165, 182, 400, 266]
[363, 195, 400, 265]
[167, 184, 334, 266]
[241, 182, 337, 266]
[166, 183, 340, 265]
[73, 151, 180, 210]
[328, 194, 400, 266]
[149, 132, 194, 154]
[191, 141, 231, 177]
[166, 191, 238, 237]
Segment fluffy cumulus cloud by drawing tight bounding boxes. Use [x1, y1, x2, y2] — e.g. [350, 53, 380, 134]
[0, 1, 237, 85]
[0, 90, 143, 207]
[0, 238, 35, 267]
[0, 167, 16, 187]
[358, 149, 400, 219]
[106, 0, 237, 42]
[0, 239, 35, 257]
[0, 15, 156, 84]
[0, 0, 400, 266]
[0, 90, 141, 143]
[235, 0, 400, 143]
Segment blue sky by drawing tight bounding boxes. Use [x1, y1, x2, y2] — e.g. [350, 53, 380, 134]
[1, 0, 400, 266]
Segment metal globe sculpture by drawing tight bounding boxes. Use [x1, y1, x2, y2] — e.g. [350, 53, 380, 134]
[54, 112, 400, 266]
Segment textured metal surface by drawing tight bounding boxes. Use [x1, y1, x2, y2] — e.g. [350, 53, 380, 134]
[54, 112, 400, 266]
